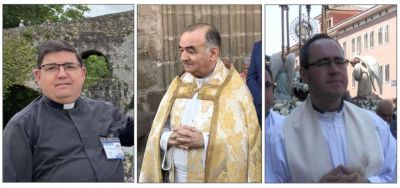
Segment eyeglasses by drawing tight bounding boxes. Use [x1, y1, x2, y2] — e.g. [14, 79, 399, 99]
[40, 63, 81, 74]
[306, 58, 348, 69]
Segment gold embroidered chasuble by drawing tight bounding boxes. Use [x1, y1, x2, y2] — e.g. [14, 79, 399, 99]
[139, 59, 261, 182]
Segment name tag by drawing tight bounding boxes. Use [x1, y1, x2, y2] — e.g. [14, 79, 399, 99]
[100, 137, 124, 160]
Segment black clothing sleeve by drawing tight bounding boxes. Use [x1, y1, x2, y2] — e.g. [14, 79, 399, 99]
[120, 116, 134, 146]
[3, 114, 34, 182]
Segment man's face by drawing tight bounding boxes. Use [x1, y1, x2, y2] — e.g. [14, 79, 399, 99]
[265, 70, 273, 116]
[378, 110, 393, 124]
[377, 103, 394, 124]
[300, 39, 348, 102]
[34, 51, 86, 104]
[179, 28, 218, 78]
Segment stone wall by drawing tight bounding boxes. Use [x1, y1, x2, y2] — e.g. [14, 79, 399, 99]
[137, 5, 262, 176]
[3, 11, 134, 114]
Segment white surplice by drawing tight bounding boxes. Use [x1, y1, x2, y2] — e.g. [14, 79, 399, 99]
[266, 108, 396, 183]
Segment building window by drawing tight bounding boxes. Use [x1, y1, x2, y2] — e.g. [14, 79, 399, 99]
[342, 41, 347, 56]
[379, 65, 383, 82]
[370, 31, 374, 48]
[378, 27, 383, 45]
[384, 25, 389, 43]
[352, 38, 355, 54]
[357, 36, 361, 53]
[385, 64, 390, 82]
[363, 33, 368, 49]
[328, 19, 332, 28]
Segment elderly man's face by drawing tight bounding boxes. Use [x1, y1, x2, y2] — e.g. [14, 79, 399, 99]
[179, 28, 218, 78]
[300, 39, 348, 102]
[377, 101, 394, 124]
[34, 51, 86, 104]
[378, 109, 393, 124]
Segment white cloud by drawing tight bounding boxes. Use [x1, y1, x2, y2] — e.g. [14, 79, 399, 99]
[84, 5, 134, 18]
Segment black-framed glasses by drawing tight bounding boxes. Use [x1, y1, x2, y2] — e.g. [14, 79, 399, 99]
[40, 63, 81, 74]
[306, 58, 348, 69]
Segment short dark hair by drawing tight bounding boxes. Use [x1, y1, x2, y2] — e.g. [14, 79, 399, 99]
[37, 40, 82, 68]
[300, 33, 343, 69]
[184, 23, 221, 49]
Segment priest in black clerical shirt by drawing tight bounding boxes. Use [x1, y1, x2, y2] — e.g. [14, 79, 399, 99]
[3, 40, 133, 182]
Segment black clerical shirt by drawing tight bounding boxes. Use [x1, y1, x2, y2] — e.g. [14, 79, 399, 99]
[3, 95, 133, 182]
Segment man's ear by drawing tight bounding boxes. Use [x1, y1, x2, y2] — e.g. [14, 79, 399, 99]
[33, 69, 41, 83]
[210, 47, 219, 61]
[81, 66, 86, 80]
[299, 67, 308, 84]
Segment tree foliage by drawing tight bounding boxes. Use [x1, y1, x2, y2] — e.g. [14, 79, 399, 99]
[3, 36, 36, 97]
[3, 5, 90, 28]
[3, 85, 40, 128]
[84, 55, 112, 88]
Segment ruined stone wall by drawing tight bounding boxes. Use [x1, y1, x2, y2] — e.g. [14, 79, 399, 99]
[3, 11, 134, 114]
[137, 5, 262, 175]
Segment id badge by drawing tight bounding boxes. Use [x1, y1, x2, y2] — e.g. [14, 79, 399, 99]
[100, 137, 124, 160]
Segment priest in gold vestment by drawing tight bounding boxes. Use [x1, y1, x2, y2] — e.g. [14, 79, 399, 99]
[139, 23, 261, 183]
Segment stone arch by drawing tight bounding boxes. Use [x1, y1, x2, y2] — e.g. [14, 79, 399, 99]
[80, 50, 111, 71]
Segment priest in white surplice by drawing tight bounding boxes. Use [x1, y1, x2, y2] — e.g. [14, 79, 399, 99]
[266, 34, 396, 183]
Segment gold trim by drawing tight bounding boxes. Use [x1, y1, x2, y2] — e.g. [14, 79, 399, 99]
[155, 77, 181, 182]
[176, 82, 221, 101]
[198, 84, 220, 101]
[204, 65, 235, 181]
[176, 82, 197, 99]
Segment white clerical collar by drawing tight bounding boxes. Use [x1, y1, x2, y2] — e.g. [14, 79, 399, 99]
[195, 74, 212, 88]
[63, 103, 75, 110]
[194, 62, 217, 88]
[42, 95, 81, 110]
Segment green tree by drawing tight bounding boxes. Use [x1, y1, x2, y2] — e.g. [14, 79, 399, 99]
[83, 55, 112, 88]
[3, 36, 36, 97]
[3, 5, 90, 28]
[3, 85, 40, 128]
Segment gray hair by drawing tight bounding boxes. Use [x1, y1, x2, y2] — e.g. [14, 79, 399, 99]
[183, 23, 221, 50]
